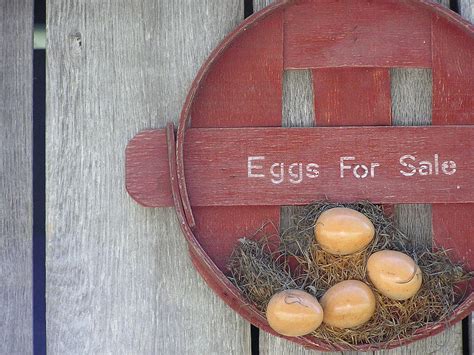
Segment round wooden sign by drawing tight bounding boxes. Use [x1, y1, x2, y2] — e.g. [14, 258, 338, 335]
[126, 0, 474, 351]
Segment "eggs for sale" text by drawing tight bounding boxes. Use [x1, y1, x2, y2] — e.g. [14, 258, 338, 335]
[247, 154, 457, 184]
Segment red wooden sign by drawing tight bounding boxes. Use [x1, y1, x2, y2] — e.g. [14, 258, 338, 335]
[125, 0, 474, 351]
[128, 126, 474, 206]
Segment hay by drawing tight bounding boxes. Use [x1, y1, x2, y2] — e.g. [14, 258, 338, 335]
[228, 201, 472, 348]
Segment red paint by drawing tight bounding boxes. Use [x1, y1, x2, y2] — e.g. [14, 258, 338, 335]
[190, 11, 284, 128]
[124, 0, 474, 350]
[312, 68, 392, 126]
[193, 206, 280, 272]
[432, 14, 474, 273]
[312, 67, 394, 217]
[432, 14, 474, 124]
[284, 0, 432, 69]
[125, 129, 172, 207]
[128, 126, 474, 206]
[187, 9, 284, 272]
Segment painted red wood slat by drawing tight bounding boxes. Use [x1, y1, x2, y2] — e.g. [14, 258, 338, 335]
[183, 126, 473, 206]
[311, 66, 393, 229]
[190, 11, 283, 127]
[284, 0, 432, 69]
[126, 126, 474, 207]
[312, 68, 392, 126]
[432, 14, 474, 270]
[187, 9, 284, 271]
[433, 15, 474, 124]
[125, 129, 173, 207]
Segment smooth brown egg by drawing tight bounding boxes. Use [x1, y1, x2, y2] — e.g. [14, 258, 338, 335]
[320, 280, 376, 329]
[314, 207, 375, 255]
[266, 289, 324, 336]
[367, 250, 422, 300]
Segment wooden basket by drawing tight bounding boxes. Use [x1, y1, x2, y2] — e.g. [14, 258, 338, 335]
[125, 0, 474, 351]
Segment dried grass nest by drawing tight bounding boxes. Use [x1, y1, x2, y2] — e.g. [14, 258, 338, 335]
[228, 201, 473, 348]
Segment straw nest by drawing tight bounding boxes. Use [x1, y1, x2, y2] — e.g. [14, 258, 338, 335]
[228, 201, 472, 348]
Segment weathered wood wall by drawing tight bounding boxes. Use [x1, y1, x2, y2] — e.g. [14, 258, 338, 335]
[46, 1, 250, 354]
[41, 0, 474, 354]
[0, 1, 33, 354]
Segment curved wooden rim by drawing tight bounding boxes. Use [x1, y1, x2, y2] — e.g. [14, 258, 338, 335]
[176, 0, 288, 228]
[173, 0, 474, 351]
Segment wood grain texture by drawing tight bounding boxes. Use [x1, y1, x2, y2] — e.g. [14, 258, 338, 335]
[282, 70, 314, 128]
[284, 0, 432, 69]
[125, 129, 173, 207]
[433, 0, 474, 354]
[260, 68, 366, 355]
[432, 14, 474, 124]
[380, 2, 464, 353]
[263, 70, 342, 355]
[431, 1, 474, 272]
[461, 0, 474, 350]
[127, 126, 474, 207]
[461, 0, 474, 23]
[312, 68, 391, 126]
[0, 1, 33, 354]
[181, 126, 473, 205]
[391, 68, 433, 252]
[260, 7, 348, 355]
[188, 8, 283, 272]
[46, 1, 251, 354]
[381, 5, 464, 353]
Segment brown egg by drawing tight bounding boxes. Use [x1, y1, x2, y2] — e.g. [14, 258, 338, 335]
[266, 289, 323, 336]
[320, 280, 376, 329]
[367, 250, 422, 300]
[314, 207, 375, 255]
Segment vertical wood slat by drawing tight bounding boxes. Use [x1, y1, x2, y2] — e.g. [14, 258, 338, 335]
[461, 2, 474, 352]
[312, 68, 391, 126]
[46, 1, 251, 354]
[256, 1, 333, 354]
[0, 2, 33, 354]
[443, 2, 474, 355]
[431, 3, 474, 269]
[460, 0, 474, 23]
[311, 44, 393, 355]
[189, 8, 284, 272]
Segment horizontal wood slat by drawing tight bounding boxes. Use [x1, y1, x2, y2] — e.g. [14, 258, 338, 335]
[284, 0, 432, 69]
[126, 126, 474, 207]
[125, 129, 172, 207]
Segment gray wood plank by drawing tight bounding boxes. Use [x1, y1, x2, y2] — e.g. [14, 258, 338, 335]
[460, 0, 474, 23]
[0, 2, 33, 354]
[46, 1, 250, 354]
